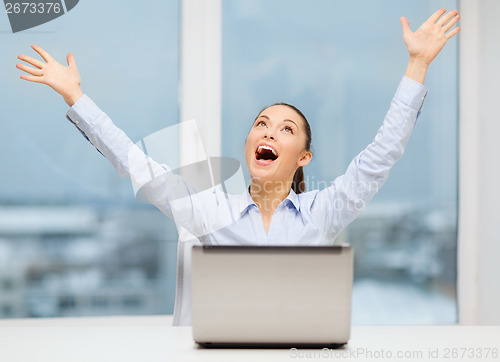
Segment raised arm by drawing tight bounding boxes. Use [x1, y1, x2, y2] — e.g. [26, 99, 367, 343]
[401, 8, 460, 84]
[311, 9, 460, 239]
[15, 45, 234, 240]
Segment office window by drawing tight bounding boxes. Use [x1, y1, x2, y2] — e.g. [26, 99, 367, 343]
[221, 0, 458, 324]
[1, 0, 179, 318]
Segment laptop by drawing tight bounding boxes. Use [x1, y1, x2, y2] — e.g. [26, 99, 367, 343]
[191, 244, 353, 348]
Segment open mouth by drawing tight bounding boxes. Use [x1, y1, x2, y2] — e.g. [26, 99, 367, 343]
[255, 144, 279, 162]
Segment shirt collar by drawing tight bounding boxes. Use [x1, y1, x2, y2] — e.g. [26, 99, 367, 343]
[285, 188, 300, 211]
[233, 186, 300, 214]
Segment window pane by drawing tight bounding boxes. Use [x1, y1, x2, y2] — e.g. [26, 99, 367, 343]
[1, 0, 179, 318]
[222, 0, 457, 324]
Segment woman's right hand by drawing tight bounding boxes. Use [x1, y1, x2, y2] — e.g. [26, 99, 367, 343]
[17, 44, 83, 107]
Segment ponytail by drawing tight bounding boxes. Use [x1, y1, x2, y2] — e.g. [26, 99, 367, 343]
[292, 166, 306, 194]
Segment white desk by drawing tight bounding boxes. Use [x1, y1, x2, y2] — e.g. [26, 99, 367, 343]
[0, 316, 498, 362]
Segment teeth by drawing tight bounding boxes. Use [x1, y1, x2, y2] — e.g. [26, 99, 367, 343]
[257, 145, 278, 156]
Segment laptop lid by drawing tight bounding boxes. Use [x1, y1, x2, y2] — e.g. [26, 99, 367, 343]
[191, 245, 353, 346]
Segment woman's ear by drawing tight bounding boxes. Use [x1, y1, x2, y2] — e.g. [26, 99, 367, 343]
[297, 151, 312, 167]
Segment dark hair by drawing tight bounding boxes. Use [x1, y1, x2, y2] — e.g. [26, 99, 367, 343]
[255, 102, 312, 194]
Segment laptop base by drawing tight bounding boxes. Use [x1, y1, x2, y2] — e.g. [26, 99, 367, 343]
[197, 342, 347, 349]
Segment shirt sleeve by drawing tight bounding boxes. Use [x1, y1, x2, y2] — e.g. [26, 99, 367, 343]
[65, 95, 229, 238]
[309, 76, 429, 239]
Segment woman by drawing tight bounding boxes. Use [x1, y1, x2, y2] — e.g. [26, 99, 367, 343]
[16, 9, 459, 245]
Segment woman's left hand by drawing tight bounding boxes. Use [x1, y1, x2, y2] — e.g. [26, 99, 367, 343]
[400, 8, 460, 66]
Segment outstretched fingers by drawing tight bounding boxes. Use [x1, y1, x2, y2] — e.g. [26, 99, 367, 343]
[400, 16, 411, 35]
[17, 54, 44, 69]
[19, 74, 43, 83]
[436, 9, 458, 26]
[30, 44, 53, 63]
[16, 63, 43, 76]
[17, 45, 52, 84]
[443, 13, 460, 33]
[428, 8, 446, 24]
[446, 26, 461, 39]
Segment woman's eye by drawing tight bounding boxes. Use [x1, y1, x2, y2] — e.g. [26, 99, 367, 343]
[283, 126, 293, 133]
[257, 120, 266, 126]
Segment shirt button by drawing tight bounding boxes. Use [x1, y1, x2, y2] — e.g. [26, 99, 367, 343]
[74, 120, 80, 125]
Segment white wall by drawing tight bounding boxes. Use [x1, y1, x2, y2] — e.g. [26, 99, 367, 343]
[459, 0, 500, 325]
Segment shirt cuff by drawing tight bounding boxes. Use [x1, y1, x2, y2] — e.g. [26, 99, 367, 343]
[394, 76, 429, 112]
[65, 93, 102, 127]
[64, 94, 105, 156]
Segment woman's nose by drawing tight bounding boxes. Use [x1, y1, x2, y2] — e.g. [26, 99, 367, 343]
[264, 128, 276, 140]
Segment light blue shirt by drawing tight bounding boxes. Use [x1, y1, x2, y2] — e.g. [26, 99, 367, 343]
[66, 76, 428, 246]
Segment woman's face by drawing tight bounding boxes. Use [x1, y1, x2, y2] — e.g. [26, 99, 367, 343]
[244, 105, 312, 186]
